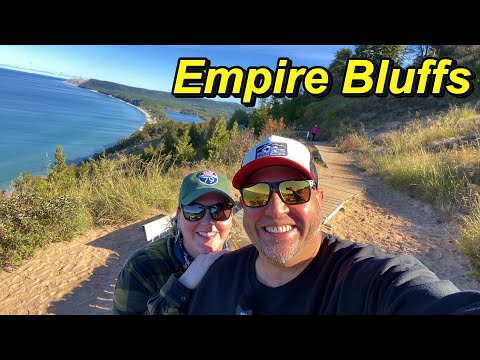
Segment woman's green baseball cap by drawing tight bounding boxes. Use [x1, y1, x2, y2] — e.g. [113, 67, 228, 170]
[178, 170, 235, 206]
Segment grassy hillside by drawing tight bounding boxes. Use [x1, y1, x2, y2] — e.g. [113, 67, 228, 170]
[289, 81, 479, 142]
[78, 78, 246, 121]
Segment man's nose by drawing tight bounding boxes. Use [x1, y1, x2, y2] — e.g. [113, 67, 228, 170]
[264, 190, 289, 218]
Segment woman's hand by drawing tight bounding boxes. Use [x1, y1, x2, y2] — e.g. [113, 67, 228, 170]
[178, 250, 228, 289]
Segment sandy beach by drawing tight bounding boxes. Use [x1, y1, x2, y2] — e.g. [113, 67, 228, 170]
[106, 95, 154, 129]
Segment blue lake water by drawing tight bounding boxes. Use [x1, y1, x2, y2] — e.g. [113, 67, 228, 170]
[164, 109, 204, 123]
[0, 67, 202, 191]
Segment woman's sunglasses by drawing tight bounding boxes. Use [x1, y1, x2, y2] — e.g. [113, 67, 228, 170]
[181, 203, 234, 222]
[241, 180, 316, 208]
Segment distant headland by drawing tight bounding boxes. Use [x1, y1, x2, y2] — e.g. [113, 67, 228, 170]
[65, 78, 89, 86]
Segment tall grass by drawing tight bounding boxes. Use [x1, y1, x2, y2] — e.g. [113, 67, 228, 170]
[361, 149, 479, 211]
[335, 131, 373, 154]
[377, 104, 479, 155]
[78, 155, 179, 226]
[352, 103, 480, 275]
[0, 130, 257, 269]
[458, 197, 480, 279]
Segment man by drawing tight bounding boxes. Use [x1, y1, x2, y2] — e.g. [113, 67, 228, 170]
[188, 135, 480, 315]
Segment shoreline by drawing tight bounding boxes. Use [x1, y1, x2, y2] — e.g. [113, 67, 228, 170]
[66, 80, 154, 130]
[104, 93, 154, 131]
[59, 82, 155, 165]
[1, 81, 154, 193]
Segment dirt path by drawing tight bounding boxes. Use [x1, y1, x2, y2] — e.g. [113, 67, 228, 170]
[1, 143, 479, 315]
[316, 141, 480, 292]
[0, 216, 164, 315]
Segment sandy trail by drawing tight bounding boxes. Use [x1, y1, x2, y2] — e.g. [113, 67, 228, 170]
[317, 142, 480, 292]
[0, 143, 478, 315]
[0, 216, 164, 315]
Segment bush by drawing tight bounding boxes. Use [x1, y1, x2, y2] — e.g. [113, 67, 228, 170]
[0, 192, 91, 268]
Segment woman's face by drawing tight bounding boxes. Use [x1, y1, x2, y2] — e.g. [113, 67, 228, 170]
[177, 192, 233, 259]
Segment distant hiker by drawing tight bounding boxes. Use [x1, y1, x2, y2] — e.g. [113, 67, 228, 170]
[310, 125, 319, 141]
[188, 135, 480, 315]
[112, 169, 237, 315]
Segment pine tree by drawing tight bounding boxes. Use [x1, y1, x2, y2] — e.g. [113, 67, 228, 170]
[49, 145, 67, 175]
[230, 120, 239, 138]
[175, 130, 195, 163]
[206, 116, 230, 160]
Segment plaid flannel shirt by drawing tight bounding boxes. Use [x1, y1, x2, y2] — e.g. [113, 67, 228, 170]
[112, 236, 193, 315]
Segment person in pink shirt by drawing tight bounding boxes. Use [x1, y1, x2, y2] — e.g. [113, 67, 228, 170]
[310, 124, 319, 141]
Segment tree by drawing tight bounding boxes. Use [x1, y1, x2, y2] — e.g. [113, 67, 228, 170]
[406, 45, 437, 66]
[264, 96, 283, 121]
[206, 116, 230, 160]
[174, 129, 195, 163]
[161, 120, 184, 156]
[329, 48, 353, 77]
[230, 120, 239, 139]
[48, 145, 76, 193]
[259, 116, 286, 138]
[354, 45, 407, 66]
[50, 145, 66, 175]
[247, 107, 270, 135]
[227, 108, 249, 129]
[189, 121, 209, 159]
[140, 144, 156, 162]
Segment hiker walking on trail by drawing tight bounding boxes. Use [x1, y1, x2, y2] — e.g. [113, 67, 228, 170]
[310, 125, 319, 141]
[188, 135, 480, 315]
[112, 169, 237, 315]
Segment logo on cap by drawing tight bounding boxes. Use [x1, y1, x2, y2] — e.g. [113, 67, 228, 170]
[255, 142, 287, 159]
[197, 170, 218, 185]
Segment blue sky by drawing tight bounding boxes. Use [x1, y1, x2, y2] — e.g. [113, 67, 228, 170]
[0, 45, 352, 103]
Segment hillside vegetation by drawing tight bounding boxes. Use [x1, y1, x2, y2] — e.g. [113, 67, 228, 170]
[77, 79, 245, 121]
[2, 45, 480, 278]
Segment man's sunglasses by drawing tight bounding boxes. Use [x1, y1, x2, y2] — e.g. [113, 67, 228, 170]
[181, 203, 234, 222]
[241, 180, 316, 208]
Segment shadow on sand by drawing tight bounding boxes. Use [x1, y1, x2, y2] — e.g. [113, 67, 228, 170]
[47, 214, 166, 315]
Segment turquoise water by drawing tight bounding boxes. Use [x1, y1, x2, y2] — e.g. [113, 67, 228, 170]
[164, 109, 204, 123]
[0, 68, 150, 191]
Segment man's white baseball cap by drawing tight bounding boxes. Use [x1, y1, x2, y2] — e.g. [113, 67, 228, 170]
[232, 135, 318, 189]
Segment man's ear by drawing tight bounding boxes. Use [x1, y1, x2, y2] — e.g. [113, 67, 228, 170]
[314, 188, 324, 221]
[314, 187, 324, 204]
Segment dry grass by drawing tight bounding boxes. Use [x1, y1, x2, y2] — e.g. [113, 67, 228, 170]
[351, 103, 480, 274]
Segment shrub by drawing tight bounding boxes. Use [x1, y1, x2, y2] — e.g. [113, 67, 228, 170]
[0, 192, 91, 268]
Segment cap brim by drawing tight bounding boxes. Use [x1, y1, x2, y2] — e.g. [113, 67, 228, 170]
[180, 188, 235, 206]
[232, 157, 315, 189]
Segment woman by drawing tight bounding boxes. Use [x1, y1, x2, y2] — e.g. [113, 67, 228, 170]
[112, 169, 237, 315]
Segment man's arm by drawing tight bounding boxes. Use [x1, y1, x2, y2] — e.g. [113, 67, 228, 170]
[339, 249, 480, 315]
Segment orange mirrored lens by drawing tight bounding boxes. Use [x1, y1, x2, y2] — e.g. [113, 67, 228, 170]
[241, 180, 312, 208]
[242, 183, 271, 207]
[279, 180, 311, 204]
